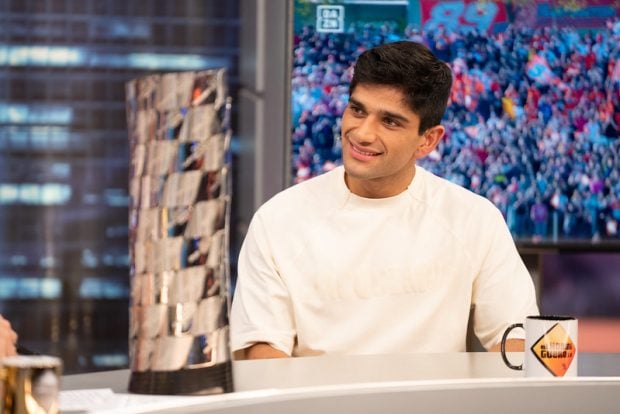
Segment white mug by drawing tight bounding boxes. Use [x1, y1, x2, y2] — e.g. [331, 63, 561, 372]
[501, 315, 578, 377]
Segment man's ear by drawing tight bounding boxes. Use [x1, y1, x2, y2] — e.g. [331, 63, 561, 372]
[415, 125, 445, 159]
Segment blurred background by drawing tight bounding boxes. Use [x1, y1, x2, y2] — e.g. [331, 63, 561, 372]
[0, 0, 240, 372]
[0, 0, 618, 374]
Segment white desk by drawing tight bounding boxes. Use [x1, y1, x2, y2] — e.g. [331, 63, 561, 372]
[62, 353, 620, 413]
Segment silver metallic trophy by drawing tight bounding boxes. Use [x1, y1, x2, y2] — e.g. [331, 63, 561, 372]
[125, 69, 233, 394]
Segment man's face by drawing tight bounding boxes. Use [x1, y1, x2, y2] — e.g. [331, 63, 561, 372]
[341, 83, 437, 198]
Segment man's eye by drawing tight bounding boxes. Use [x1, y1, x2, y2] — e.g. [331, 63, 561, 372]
[349, 106, 364, 115]
[384, 118, 399, 127]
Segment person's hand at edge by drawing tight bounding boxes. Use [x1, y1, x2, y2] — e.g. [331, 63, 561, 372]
[0, 314, 18, 358]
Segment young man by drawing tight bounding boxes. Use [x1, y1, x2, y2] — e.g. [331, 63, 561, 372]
[231, 41, 538, 359]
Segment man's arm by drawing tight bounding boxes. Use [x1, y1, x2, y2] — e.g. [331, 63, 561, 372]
[230, 213, 297, 358]
[470, 205, 539, 350]
[489, 338, 523, 352]
[235, 343, 289, 360]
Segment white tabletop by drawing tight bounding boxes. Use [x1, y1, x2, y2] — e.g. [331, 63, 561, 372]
[61, 353, 620, 414]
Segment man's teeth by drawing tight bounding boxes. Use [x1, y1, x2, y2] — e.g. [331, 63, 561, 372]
[353, 145, 379, 156]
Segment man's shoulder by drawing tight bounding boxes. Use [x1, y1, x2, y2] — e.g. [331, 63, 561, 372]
[258, 166, 343, 217]
[416, 167, 510, 262]
[417, 167, 502, 227]
[420, 167, 495, 210]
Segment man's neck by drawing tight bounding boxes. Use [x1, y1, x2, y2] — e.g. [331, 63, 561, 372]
[344, 166, 416, 199]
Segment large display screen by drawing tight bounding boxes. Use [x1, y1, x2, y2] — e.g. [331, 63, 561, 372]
[291, 0, 620, 248]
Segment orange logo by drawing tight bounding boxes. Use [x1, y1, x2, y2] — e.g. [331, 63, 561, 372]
[531, 323, 576, 377]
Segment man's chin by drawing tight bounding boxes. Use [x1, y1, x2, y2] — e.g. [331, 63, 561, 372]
[343, 162, 376, 181]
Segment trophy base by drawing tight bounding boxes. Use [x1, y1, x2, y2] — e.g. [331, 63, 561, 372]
[128, 361, 233, 395]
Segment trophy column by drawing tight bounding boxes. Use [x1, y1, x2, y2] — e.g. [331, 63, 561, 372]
[125, 69, 233, 394]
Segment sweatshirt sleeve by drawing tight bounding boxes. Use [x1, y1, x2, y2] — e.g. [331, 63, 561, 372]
[230, 211, 296, 355]
[471, 206, 539, 350]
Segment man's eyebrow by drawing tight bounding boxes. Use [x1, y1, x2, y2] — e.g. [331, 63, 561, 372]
[380, 109, 410, 124]
[348, 97, 411, 124]
[348, 97, 365, 109]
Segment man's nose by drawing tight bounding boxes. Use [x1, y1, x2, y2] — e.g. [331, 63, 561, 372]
[352, 116, 379, 143]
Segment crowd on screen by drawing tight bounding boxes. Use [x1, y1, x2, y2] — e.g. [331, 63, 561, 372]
[291, 17, 620, 241]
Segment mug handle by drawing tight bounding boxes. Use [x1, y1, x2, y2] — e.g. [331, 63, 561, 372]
[500, 323, 523, 370]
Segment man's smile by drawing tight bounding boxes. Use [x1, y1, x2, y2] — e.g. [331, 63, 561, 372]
[349, 141, 383, 159]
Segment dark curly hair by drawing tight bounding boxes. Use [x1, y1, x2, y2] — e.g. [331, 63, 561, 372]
[350, 41, 453, 134]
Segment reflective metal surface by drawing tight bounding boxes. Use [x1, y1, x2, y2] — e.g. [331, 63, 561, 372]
[0, 355, 62, 414]
[125, 69, 233, 394]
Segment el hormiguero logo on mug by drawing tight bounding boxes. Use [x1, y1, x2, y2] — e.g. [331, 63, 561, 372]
[500, 315, 578, 377]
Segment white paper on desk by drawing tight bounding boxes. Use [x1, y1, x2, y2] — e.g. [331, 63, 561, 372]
[59, 388, 209, 414]
[60, 387, 280, 414]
